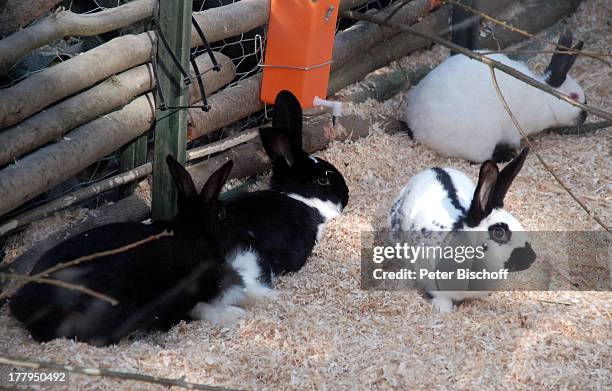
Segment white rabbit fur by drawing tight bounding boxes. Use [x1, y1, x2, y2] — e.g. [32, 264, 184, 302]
[389, 149, 536, 312]
[403, 34, 586, 162]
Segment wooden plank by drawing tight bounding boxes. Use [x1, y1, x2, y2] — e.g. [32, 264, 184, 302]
[151, 0, 192, 221]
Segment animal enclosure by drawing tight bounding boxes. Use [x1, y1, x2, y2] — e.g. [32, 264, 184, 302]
[0, 0, 610, 389]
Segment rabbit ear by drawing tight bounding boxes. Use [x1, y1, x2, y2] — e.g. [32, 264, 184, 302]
[166, 155, 197, 200]
[199, 160, 234, 204]
[490, 148, 529, 208]
[465, 161, 498, 225]
[273, 90, 303, 152]
[546, 29, 583, 88]
[259, 126, 296, 168]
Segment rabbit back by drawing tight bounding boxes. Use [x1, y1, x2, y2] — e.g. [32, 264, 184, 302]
[390, 167, 475, 233]
[404, 53, 553, 162]
[10, 222, 235, 345]
[225, 191, 322, 279]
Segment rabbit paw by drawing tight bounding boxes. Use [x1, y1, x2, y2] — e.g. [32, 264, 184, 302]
[431, 296, 454, 313]
[242, 284, 279, 306]
[190, 303, 246, 326]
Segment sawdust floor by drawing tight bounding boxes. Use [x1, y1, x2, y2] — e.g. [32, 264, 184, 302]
[1, 0, 610, 389]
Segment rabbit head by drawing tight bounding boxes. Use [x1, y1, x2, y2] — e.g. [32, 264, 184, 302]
[460, 148, 536, 273]
[259, 90, 350, 211]
[544, 29, 588, 126]
[166, 155, 234, 238]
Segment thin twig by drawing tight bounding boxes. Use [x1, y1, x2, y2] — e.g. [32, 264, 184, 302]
[488, 66, 609, 232]
[444, 0, 612, 65]
[479, 49, 592, 56]
[188, 128, 258, 161]
[339, 10, 612, 122]
[546, 120, 612, 135]
[532, 298, 575, 306]
[32, 229, 173, 279]
[0, 355, 240, 391]
[0, 273, 118, 305]
[0, 230, 173, 302]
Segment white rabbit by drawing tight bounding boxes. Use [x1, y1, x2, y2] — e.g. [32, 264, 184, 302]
[402, 29, 587, 163]
[389, 149, 536, 312]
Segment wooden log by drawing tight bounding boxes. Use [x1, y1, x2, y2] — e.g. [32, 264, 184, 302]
[0, 0, 62, 38]
[0, 31, 155, 129]
[0, 0, 154, 74]
[188, 74, 263, 140]
[0, 0, 378, 130]
[332, 0, 434, 71]
[339, 0, 370, 10]
[0, 0, 275, 129]
[188, 114, 402, 190]
[0, 164, 153, 237]
[478, 0, 583, 50]
[336, 64, 434, 103]
[0, 52, 234, 167]
[191, 0, 269, 47]
[0, 94, 156, 216]
[0, 54, 234, 216]
[328, 0, 516, 93]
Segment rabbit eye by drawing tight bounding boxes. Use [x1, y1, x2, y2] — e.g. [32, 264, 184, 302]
[488, 223, 511, 244]
[317, 177, 331, 186]
[218, 208, 226, 220]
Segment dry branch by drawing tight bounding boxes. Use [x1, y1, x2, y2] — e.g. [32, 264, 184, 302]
[0, 0, 62, 38]
[0, 355, 236, 390]
[0, 0, 153, 74]
[0, 31, 155, 129]
[0, 94, 156, 216]
[488, 67, 609, 232]
[546, 120, 612, 135]
[0, 230, 171, 308]
[188, 129, 259, 161]
[0, 273, 118, 305]
[447, 0, 608, 64]
[0, 52, 235, 166]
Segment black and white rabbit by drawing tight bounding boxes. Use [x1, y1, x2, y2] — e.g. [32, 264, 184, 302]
[9, 156, 242, 346]
[403, 29, 587, 163]
[389, 148, 536, 312]
[216, 90, 350, 292]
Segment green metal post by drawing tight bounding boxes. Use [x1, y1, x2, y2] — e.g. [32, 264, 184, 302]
[119, 18, 152, 198]
[152, 0, 192, 221]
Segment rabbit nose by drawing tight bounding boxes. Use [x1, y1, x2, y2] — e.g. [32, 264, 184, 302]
[504, 242, 536, 272]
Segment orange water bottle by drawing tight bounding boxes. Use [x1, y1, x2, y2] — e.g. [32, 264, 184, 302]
[260, 0, 340, 111]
